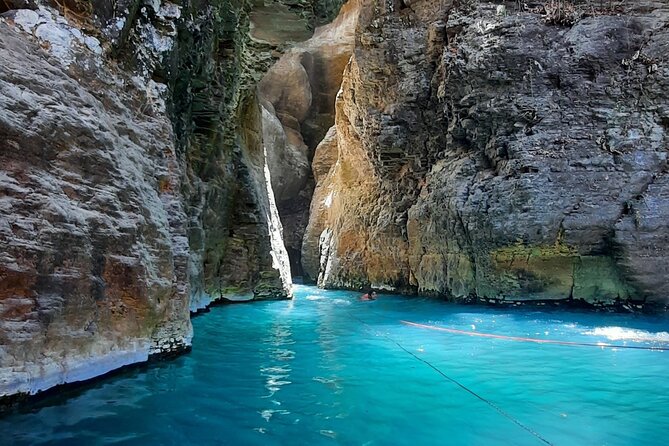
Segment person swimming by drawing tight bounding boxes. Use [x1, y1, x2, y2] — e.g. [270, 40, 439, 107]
[360, 290, 377, 301]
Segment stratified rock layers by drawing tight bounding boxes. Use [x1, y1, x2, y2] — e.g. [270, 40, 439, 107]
[172, 0, 343, 308]
[0, 0, 341, 401]
[0, 23, 191, 398]
[2, 0, 668, 407]
[308, 0, 669, 306]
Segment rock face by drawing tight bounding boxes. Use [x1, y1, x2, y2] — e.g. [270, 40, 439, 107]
[0, 0, 344, 403]
[259, 0, 359, 277]
[0, 17, 191, 399]
[169, 0, 344, 307]
[160, 0, 294, 310]
[307, 0, 669, 308]
[2, 0, 668, 410]
[305, 0, 450, 290]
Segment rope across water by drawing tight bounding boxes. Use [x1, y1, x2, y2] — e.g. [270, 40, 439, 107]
[341, 293, 666, 444]
[347, 311, 555, 445]
[401, 320, 669, 351]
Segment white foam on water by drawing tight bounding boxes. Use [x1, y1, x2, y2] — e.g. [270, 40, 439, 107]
[259, 409, 289, 422]
[320, 430, 337, 439]
[584, 326, 669, 343]
[305, 295, 350, 305]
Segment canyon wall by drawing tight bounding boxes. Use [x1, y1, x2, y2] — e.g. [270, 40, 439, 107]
[0, 0, 342, 403]
[0, 8, 192, 400]
[306, 0, 669, 309]
[258, 0, 359, 277]
[2, 0, 668, 408]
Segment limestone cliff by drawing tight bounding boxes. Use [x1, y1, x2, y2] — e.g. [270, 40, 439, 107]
[0, 11, 191, 400]
[2, 0, 668, 410]
[306, 0, 669, 309]
[259, 0, 359, 277]
[0, 0, 341, 404]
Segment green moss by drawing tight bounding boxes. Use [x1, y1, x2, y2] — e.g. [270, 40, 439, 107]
[222, 285, 244, 294]
[486, 241, 636, 303]
[493, 240, 577, 263]
[573, 256, 634, 303]
[485, 241, 578, 300]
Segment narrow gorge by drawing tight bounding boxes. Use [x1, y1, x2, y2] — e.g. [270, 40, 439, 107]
[1, 0, 669, 418]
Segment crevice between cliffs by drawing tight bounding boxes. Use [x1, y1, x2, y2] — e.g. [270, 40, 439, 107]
[0, 0, 348, 408]
[258, 0, 360, 282]
[2, 0, 669, 414]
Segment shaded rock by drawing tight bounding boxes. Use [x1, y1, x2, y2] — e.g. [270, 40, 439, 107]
[0, 0, 38, 10]
[260, 53, 313, 123]
[261, 103, 311, 203]
[301, 125, 338, 280]
[407, 1, 669, 305]
[312, 124, 338, 182]
[249, 1, 314, 45]
[166, 0, 313, 309]
[0, 0, 317, 403]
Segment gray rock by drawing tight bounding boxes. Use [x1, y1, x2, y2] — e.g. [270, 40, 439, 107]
[0, 21, 191, 399]
[259, 0, 360, 278]
[308, 0, 669, 308]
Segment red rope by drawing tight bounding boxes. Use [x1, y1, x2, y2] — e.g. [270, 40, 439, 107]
[400, 320, 669, 351]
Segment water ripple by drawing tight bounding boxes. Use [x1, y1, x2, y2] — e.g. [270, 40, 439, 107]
[584, 326, 669, 343]
[1, 285, 668, 446]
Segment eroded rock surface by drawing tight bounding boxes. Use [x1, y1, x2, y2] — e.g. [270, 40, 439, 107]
[0, 19, 191, 399]
[0, 0, 339, 402]
[3, 0, 668, 410]
[308, 0, 669, 308]
[259, 0, 359, 277]
[305, 0, 448, 290]
[170, 0, 343, 307]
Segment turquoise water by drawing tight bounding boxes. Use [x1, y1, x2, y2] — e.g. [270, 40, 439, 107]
[3, 285, 669, 445]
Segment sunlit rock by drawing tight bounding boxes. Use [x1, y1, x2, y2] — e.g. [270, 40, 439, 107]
[259, 0, 361, 277]
[0, 17, 191, 400]
[306, 0, 669, 307]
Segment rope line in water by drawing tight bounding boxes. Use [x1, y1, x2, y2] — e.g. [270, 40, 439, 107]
[401, 321, 669, 351]
[347, 312, 554, 446]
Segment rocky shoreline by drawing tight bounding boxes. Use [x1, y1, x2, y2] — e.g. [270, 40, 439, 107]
[0, 343, 192, 414]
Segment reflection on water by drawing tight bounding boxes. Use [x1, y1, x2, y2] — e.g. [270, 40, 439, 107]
[259, 408, 290, 422]
[260, 322, 294, 428]
[312, 376, 342, 392]
[584, 326, 669, 343]
[1, 285, 669, 446]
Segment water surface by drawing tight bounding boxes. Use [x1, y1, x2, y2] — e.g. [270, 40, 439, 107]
[3, 285, 669, 445]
